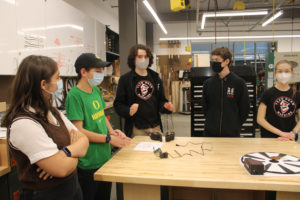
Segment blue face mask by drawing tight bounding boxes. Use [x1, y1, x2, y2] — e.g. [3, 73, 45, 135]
[88, 72, 104, 86]
[44, 80, 63, 99]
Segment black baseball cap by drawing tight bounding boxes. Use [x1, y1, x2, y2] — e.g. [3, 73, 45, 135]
[75, 53, 111, 73]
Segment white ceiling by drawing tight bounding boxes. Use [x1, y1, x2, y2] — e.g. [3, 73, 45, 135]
[138, 0, 300, 22]
[95, 0, 300, 33]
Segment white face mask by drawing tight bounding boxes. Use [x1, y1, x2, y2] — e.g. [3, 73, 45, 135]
[87, 72, 104, 87]
[276, 72, 292, 84]
[135, 59, 149, 70]
[44, 80, 63, 99]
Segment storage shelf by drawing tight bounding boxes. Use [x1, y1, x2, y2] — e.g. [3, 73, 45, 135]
[0, 139, 10, 177]
[106, 51, 119, 57]
[0, 166, 10, 177]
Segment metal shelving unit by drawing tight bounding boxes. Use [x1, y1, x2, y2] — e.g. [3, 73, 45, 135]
[190, 67, 214, 137]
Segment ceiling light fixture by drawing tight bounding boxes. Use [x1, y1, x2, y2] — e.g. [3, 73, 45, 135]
[262, 10, 284, 27]
[159, 35, 300, 41]
[201, 10, 268, 29]
[143, 0, 167, 34]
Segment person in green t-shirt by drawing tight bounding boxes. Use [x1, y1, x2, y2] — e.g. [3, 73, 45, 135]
[65, 53, 131, 200]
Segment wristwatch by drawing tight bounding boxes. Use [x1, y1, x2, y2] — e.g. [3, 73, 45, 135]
[62, 146, 72, 157]
[292, 130, 298, 141]
[105, 133, 111, 143]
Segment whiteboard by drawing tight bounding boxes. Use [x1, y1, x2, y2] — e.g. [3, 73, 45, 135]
[0, 0, 19, 75]
[0, 0, 104, 76]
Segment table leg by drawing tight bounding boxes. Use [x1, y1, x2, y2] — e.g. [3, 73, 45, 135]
[277, 192, 300, 200]
[123, 183, 160, 200]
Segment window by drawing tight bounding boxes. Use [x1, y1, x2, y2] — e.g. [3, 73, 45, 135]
[191, 41, 275, 67]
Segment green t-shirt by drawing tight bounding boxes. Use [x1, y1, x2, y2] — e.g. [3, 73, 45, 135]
[65, 86, 111, 170]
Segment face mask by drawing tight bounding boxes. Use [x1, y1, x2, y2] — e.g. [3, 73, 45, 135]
[44, 80, 63, 99]
[276, 72, 292, 84]
[135, 59, 149, 70]
[210, 61, 223, 73]
[88, 72, 104, 86]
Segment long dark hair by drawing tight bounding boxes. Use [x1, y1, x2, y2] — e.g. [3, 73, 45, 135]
[127, 44, 153, 70]
[2, 55, 58, 127]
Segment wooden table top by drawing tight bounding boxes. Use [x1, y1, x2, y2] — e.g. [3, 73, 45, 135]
[94, 136, 300, 192]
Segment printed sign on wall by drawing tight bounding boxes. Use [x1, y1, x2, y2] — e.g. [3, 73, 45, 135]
[275, 52, 300, 83]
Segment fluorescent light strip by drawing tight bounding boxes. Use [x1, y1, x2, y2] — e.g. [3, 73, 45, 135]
[262, 10, 283, 27]
[159, 35, 300, 41]
[201, 10, 268, 29]
[143, 0, 167, 34]
[205, 10, 268, 17]
[3, 0, 16, 5]
[201, 16, 206, 29]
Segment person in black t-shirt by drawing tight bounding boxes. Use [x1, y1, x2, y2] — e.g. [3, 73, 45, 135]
[257, 60, 300, 140]
[114, 44, 173, 137]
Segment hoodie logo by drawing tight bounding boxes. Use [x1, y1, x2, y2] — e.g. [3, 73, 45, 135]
[226, 87, 235, 98]
[135, 80, 154, 100]
[273, 96, 296, 118]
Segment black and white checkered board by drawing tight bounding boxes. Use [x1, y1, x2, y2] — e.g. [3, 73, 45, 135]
[241, 152, 300, 175]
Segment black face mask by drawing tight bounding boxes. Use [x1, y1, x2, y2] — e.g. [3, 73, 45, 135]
[210, 61, 223, 73]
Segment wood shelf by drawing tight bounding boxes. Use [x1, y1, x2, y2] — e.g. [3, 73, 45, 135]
[106, 51, 119, 57]
[0, 139, 10, 176]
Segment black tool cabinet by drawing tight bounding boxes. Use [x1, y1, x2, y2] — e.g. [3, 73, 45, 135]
[190, 66, 256, 137]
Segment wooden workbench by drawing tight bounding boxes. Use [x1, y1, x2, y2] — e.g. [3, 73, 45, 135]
[0, 139, 10, 177]
[94, 136, 300, 200]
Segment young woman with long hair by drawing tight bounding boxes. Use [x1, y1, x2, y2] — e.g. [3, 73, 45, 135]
[257, 60, 300, 141]
[2, 55, 89, 200]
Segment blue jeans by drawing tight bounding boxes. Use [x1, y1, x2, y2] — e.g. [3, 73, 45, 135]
[21, 173, 82, 200]
[77, 167, 111, 200]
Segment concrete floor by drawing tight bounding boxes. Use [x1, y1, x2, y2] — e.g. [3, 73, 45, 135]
[161, 113, 191, 137]
[110, 113, 191, 200]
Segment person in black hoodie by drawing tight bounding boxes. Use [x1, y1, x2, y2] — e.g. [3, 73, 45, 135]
[114, 44, 173, 137]
[202, 47, 250, 137]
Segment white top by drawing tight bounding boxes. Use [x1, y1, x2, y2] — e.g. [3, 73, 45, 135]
[9, 108, 77, 164]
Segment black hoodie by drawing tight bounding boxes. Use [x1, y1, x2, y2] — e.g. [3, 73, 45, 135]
[202, 72, 250, 137]
[113, 69, 171, 137]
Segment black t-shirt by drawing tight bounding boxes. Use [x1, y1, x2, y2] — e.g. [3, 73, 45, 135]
[260, 87, 300, 138]
[133, 72, 160, 129]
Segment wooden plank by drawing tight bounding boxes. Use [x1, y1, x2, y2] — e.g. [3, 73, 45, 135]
[193, 54, 210, 67]
[123, 183, 160, 200]
[277, 192, 300, 200]
[171, 81, 180, 112]
[160, 41, 169, 49]
[171, 187, 265, 200]
[171, 187, 212, 200]
[94, 137, 300, 192]
[159, 42, 181, 49]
